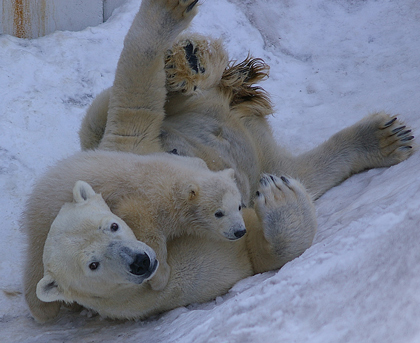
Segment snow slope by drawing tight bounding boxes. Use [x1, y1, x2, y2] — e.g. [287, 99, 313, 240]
[1, 0, 419, 342]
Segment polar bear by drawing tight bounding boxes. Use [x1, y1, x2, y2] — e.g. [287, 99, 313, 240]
[24, 150, 316, 321]
[23, 0, 414, 322]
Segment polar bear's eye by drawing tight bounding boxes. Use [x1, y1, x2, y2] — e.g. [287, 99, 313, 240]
[238, 205, 242, 211]
[110, 223, 119, 232]
[89, 262, 100, 271]
[215, 211, 224, 218]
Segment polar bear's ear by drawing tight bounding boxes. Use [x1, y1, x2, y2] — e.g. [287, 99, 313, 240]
[73, 180, 96, 203]
[187, 183, 199, 200]
[36, 274, 66, 303]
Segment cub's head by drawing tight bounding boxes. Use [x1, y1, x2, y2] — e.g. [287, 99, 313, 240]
[186, 168, 246, 240]
[36, 181, 158, 304]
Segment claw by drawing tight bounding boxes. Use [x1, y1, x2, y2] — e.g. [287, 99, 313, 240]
[391, 125, 406, 134]
[383, 117, 397, 128]
[280, 176, 290, 185]
[186, 0, 199, 13]
[397, 129, 412, 137]
[400, 136, 414, 142]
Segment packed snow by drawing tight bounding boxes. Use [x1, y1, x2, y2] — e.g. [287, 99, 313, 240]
[1, 0, 419, 342]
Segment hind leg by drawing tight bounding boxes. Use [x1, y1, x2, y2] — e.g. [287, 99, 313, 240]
[285, 112, 415, 199]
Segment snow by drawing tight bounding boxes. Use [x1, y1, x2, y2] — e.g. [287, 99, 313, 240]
[1, 0, 419, 342]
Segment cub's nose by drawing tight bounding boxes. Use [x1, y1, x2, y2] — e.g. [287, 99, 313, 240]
[129, 253, 151, 276]
[234, 229, 246, 239]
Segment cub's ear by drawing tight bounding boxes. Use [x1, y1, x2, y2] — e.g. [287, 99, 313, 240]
[73, 180, 96, 203]
[36, 274, 66, 303]
[187, 183, 199, 200]
[221, 168, 235, 180]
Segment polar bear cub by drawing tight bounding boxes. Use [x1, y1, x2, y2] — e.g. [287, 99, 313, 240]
[111, 163, 247, 291]
[37, 180, 159, 303]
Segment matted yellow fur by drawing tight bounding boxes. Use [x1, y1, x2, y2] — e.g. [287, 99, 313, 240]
[220, 55, 272, 116]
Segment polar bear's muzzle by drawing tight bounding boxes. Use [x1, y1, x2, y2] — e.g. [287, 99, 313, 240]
[127, 252, 159, 281]
[129, 253, 151, 275]
[107, 241, 158, 284]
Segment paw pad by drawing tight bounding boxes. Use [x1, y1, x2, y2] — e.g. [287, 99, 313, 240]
[184, 41, 205, 74]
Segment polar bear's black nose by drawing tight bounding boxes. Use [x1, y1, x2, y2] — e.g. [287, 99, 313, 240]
[129, 253, 151, 276]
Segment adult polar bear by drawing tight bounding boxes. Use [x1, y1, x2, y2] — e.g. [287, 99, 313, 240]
[23, 0, 414, 323]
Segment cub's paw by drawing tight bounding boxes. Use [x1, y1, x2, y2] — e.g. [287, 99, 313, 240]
[148, 260, 171, 291]
[165, 35, 229, 94]
[254, 174, 317, 258]
[357, 112, 415, 168]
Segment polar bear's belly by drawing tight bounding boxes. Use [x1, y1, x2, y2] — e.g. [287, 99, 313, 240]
[161, 118, 260, 204]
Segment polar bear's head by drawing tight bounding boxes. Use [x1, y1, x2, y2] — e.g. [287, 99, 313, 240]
[36, 181, 158, 304]
[188, 168, 246, 240]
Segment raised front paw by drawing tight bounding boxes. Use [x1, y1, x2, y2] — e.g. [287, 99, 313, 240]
[156, 0, 199, 26]
[163, 0, 199, 21]
[254, 174, 317, 259]
[138, 0, 199, 42]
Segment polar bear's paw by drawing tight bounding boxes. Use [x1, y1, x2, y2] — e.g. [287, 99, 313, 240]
[254, 174, 317, 258]
[153, 0, 199, 20]
[344, 112, 415, 170]
[165, 39, 205, 94]
[138, 0, 199, 41]
[165, 0, 199, 20]
[165, 36, 229, 94]
[375, 113, 415, 164]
